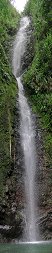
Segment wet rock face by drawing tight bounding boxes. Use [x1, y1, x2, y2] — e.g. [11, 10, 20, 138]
[0, 177, 25, 242]
[16, 23, 34, 77]
[0, 106, 25, 242]
[39, 210, 52, 240]
[21, 27, 34, 72]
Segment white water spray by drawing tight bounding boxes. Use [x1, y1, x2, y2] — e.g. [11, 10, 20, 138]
[13, 17, 38, 241]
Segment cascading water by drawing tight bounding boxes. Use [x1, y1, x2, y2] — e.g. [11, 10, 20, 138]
[13, 17, 39, 241]
[13, 17, 30, 78]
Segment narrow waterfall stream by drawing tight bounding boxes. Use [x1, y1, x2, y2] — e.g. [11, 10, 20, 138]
[13, 17, 39, 242]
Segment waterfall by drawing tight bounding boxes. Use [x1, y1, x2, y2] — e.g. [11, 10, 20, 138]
[13, 17, 30, 78]
[13, 17, 39, 241]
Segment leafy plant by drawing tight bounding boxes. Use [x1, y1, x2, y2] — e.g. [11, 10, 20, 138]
[0, 0, 20, 196]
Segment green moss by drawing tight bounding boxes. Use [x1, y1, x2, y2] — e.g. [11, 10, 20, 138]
[23, 0, 52, 170]
[0, 0, 20, 197]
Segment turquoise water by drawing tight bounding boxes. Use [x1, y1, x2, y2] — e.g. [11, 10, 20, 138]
[0, 242, 52, 253]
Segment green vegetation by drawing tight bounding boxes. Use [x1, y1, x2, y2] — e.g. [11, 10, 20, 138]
[0, 0, 20, 197]
[23, 0, 52, 169]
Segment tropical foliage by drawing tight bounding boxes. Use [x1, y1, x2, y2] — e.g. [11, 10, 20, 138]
[24, 0, 52, 168]
[0, 0, 20, 196]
